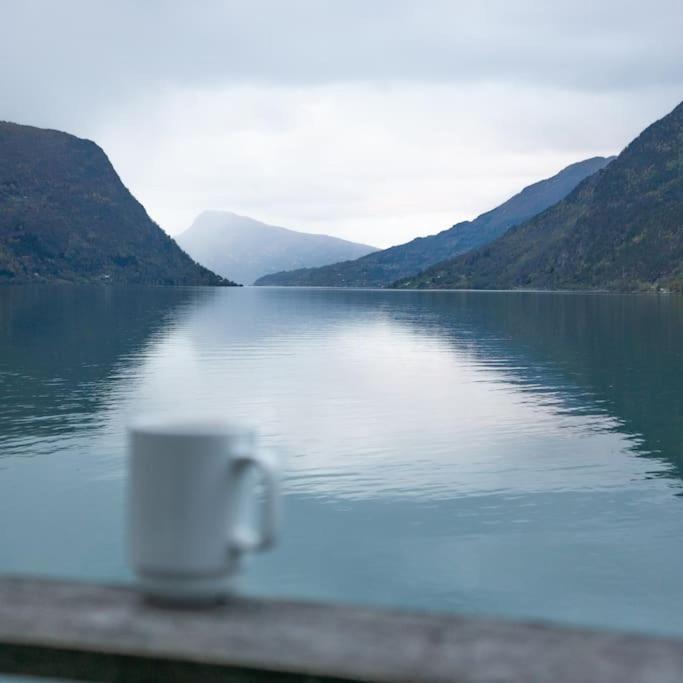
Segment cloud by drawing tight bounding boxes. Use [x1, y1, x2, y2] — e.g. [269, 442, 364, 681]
[94, 82, 680, 246]
[1, 0, 681, 247]
[3, 0, 682, 130]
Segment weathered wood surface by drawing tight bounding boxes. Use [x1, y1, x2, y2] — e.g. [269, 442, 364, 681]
[1, 576, 683, 682]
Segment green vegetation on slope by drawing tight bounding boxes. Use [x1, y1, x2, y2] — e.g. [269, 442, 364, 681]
[396, 101, 683, 292]
[0, 122, 232, 285]
[255, 156, 612, 287]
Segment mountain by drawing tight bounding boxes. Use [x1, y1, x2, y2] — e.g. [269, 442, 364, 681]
[255, 156, 613, 287]
[396, 101, 683, 292]
[176, 211, 378, 285]
[0, 122, 231, 285]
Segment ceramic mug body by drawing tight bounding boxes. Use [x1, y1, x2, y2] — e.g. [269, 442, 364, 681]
[127, 415, 279, 603]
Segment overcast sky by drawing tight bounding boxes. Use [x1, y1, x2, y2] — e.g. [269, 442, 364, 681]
[2, 1, 682, 248]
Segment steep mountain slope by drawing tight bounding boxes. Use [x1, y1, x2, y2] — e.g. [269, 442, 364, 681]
[176, 211, 377, 285]
[255, 156, 613, 287]
[0, 122, 230, 285]
[396, 101, 683, 291]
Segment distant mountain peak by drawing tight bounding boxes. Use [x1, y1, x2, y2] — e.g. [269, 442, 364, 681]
[176, 211, 378, 285]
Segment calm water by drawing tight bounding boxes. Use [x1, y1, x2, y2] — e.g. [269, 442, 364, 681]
[1, 285, 683, 637]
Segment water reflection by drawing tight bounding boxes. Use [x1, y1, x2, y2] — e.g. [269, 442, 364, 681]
[1, 286, 683, 636]
[117, 287, 676, 500]
[0, 286, 212, 458]
[386, 291, 683, 484]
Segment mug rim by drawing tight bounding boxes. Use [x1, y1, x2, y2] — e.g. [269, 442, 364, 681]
[128, 413, 255, 439]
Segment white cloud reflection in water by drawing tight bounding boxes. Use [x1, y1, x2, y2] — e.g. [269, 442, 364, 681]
[97, 288, 673, 501]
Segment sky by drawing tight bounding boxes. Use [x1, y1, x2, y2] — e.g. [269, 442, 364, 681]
[2, 1, 682, 248]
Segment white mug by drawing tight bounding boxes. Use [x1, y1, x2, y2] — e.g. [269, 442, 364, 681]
[127, 415, 280, 603]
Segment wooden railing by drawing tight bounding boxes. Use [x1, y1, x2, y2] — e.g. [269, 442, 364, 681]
[1, 575, 683, 682]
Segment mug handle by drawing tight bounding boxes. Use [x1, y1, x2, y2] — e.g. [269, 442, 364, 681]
[229, 448, 280, 554]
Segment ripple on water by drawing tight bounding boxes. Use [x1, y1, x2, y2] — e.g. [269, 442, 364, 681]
[1, 287, 683, 636]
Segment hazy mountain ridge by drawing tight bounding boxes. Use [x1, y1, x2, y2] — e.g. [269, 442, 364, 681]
[255, 156, 613, 287]
[395, 101, 683, 291]
[0, 122, 231, 285]
[176, 211, 377, 285]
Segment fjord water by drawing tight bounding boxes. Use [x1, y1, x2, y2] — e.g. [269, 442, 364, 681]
[1, 286, 683, 636]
